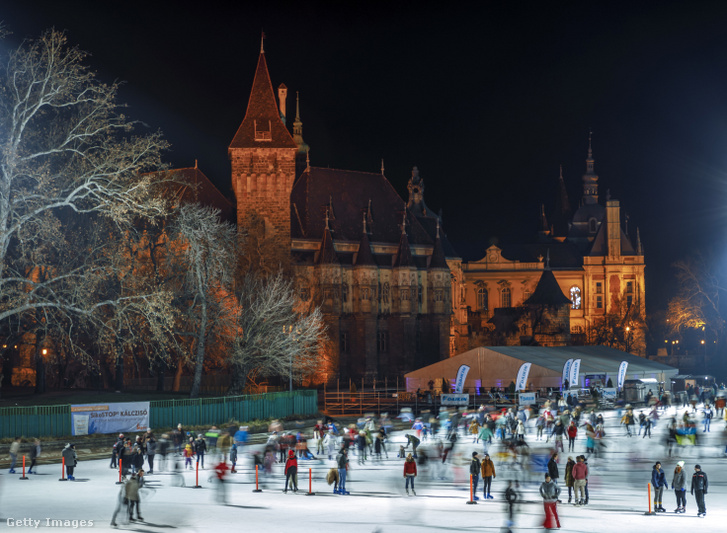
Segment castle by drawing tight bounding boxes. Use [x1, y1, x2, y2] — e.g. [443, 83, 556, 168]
[225, 44, 645, 384]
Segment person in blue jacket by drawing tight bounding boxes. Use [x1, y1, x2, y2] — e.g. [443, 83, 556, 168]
[651, 461, 668, 512]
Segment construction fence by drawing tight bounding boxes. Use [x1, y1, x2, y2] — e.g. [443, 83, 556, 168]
[0, 389, 318, 439]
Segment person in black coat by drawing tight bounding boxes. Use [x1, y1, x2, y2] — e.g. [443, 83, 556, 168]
[548, 452, 560, 486]
[691, 464, 708, 517]
[194, 435, 207, 469]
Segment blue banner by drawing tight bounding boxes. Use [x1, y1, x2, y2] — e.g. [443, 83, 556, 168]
[569, 359, 581, 389]
[617, 361, 629, 390]
[454, 364, 471, 394]
[562, 359, 573, 389]
[71, 402, 150, 436]
[515, 362, 531, 391]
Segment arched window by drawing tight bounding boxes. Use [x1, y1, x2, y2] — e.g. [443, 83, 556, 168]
[501, 287, 511, 307]
[477, 287, 488, 311]
[570, 286, 582, 309]
[382, 282, 390, 304]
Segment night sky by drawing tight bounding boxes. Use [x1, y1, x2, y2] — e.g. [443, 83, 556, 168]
[4, 1, 727, 312]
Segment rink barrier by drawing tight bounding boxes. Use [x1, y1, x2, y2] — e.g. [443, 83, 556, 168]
[253, 464, 262, 492]
[115, 459, 123, 485]
[193, 461, 202, 488]
[0, 390, 317, 438]
[59, 457, 67, 481]
[20, 455, 28, 480]
[305, 468, 315, 496]
[466, 474, 477, 505]
[645, 483, 655, 515]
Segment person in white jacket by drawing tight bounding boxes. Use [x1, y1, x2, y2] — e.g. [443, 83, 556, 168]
[323, 430, 339, 460]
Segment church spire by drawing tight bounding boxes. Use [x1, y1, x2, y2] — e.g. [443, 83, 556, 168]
[581, 130, 599, 205]
[429, 218, 448, 269]
[293, 91, 310, 155]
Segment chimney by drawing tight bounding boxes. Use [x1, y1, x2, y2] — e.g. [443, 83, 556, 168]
[606, 199, 621, 259]
[278, 83, 288, 125]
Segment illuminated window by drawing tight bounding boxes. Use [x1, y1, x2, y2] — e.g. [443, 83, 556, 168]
[570, 286, 582, 309]
[253, 119, 272, 141]
[477, 287, 488, 310]
[626, 281, 633, 293]
[502, 287, 511, 307]
[595, 282, 602, 294]
[596, 295, 603, 309]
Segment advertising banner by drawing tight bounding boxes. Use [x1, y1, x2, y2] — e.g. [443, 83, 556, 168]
[440, 393, 469, 406]
[519, 392, 536, 406]
[569, 359, 582, 389]
[454, 364, 471, 394]
[601, 388, 617, 400]
[617, 361, 629, 390]
[515, 362, 532, 391]
[71, 402, 150, 436]
[562, 359, 573, 389]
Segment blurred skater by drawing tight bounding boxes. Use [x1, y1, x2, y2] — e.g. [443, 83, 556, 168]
[28, 438, 41, 474]
[540, 473, 561, 530]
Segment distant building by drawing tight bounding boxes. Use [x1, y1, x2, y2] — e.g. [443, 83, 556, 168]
[228, 45, 467, 383]
[462, 137, 646, 354]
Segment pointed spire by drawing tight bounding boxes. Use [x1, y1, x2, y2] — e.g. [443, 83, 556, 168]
[637, 227, 643, 255]
[587, 129, 593, 159]
[306, 148, 310, 171]
[324, 206, 330, 231]
[539, 204, 550, 235]
[317, 207, 338, 265]
[400, 206, 407, 235]
[260, 31, 265, 53]
[355, 213, 375, 267]
[393, 210, 413, 268]
[429, 218, 448, 270]
[581, 129, 599, 205]
[381, 158, 385, 175]
[524, 268, 571, 307]
[545, 248, 551, 270]
[292, 91, 309, 155]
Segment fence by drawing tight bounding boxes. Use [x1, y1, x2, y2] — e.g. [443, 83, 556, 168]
[0, 390, 318, 439]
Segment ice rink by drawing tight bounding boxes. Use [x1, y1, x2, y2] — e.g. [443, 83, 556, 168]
[0, 407, 724, 532]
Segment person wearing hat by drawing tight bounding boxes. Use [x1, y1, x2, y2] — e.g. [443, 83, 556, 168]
[469, 451, 481, 500]
[671, 460, 687, 513]
[651, 461, 667, 512]
[691, 464, 708, 517]
[111, 433, 124, 469]
[284, 449, 298, 493]
[194, 434, 207, 469]
[62, 443, 77, 481]
[403, 452, 417, 495]
[540, 472, 561, 530]
[481, 452, 496, 499]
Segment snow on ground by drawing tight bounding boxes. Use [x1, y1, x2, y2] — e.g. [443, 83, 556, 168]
[0, 406, 725, 532]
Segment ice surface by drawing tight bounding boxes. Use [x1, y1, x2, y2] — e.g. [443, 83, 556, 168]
[0, 407, 724, 532]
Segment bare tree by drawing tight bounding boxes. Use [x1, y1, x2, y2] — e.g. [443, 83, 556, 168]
[167, 204, 237, 398]
[228, 273, 327, 394]
[0, 29, 171, 329]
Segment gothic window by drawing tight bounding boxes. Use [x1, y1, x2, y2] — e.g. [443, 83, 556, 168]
[434, 289, 443, 302]
[340, 332, 349, 354]
[477, 287, 488, 311]
[401, 287, 410, 300]
[589, 218, 597, 233]
[377, 331, 389, 353]
[418, 284, 423, 304]
[625, 281, 633, 308]
[572, 326, 583, 334]
[323, 288, 334, 300]
[342, 283, 349, 303]
[382, 282, 390, 304]
[501, 287, 511, 308]
[596, 296, 603, 309]
[595, 282, 603, 294]
[570, 286, 582, 310]
[362, 287, 370, 300]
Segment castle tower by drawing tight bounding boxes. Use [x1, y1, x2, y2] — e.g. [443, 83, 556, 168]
[582, 131, 599, 206]
[353, 214, 380, 379]
[293, 92, 310, 178]
[229, 44, 297, 242]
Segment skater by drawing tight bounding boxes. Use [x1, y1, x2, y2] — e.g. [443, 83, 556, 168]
[671, 460, 687, 513]
[551, 419, 565, 453]
[336, 448, 349, 494]
[125, 473, 143, 522]
[567, 420, 577, 452]
[691, 464, 708, 517]
[356, 431, 367, 464]
[469, 452, 481, 500]
[547, 452, 560, 486]
[621, 408, 635, 436]
[215, 459, 229, 504]
[324, 429, 338, 460]
[481, 452, 496, 499]
[403, 433, 420, 458]
[145, 432, 156, 474]
[284, 449, 298, 493]
[540, 473, 561, 530]
[110, 475, 128, 527]
[404, 452, 417, 495]
[8, 437, 20, 473]
[703, 405, 713, 432]
[111, 434, 124, 469]
[572, 455, 588, 505]
[565, 456, 576, 503]
[194, 434, 207, 469]
[504, 480, 518, 530]
[28, 438, 40, 474]
[62, 443, 77, 480]
[183, 439, 194, 469]
[229, 443, 238, 473]
[651, 461, 667, 512]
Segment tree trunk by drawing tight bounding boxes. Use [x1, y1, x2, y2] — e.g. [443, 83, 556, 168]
[173, 358, 183, 392]
[114, 343, 124, 392]
[189, 299, 208, 398]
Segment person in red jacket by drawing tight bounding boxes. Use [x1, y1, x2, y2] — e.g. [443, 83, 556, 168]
[214, 459, 229, 504]
[567, 420, 578, 452]
[403, 453, 417, 496]
[284, 450, 298, 493]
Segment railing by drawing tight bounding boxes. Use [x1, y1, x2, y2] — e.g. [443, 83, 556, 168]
[0, 390, 317, 438]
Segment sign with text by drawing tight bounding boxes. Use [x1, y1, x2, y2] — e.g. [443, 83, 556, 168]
[454, 364, 471, 394]
[617, 361, 629, 390]
[562, 359, 574, 389]
[601, 388, 617, 400]
[515, 362, 532, 391]
[440, 393, 469, 406]
[519, 392, 536, 406]
[71, 402, 150, 436]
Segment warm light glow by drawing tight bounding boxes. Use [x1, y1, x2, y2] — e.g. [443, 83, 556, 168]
[625, 326, 630, 332]
[701, 340, 705, 345]
[42, 349, 48, 355]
